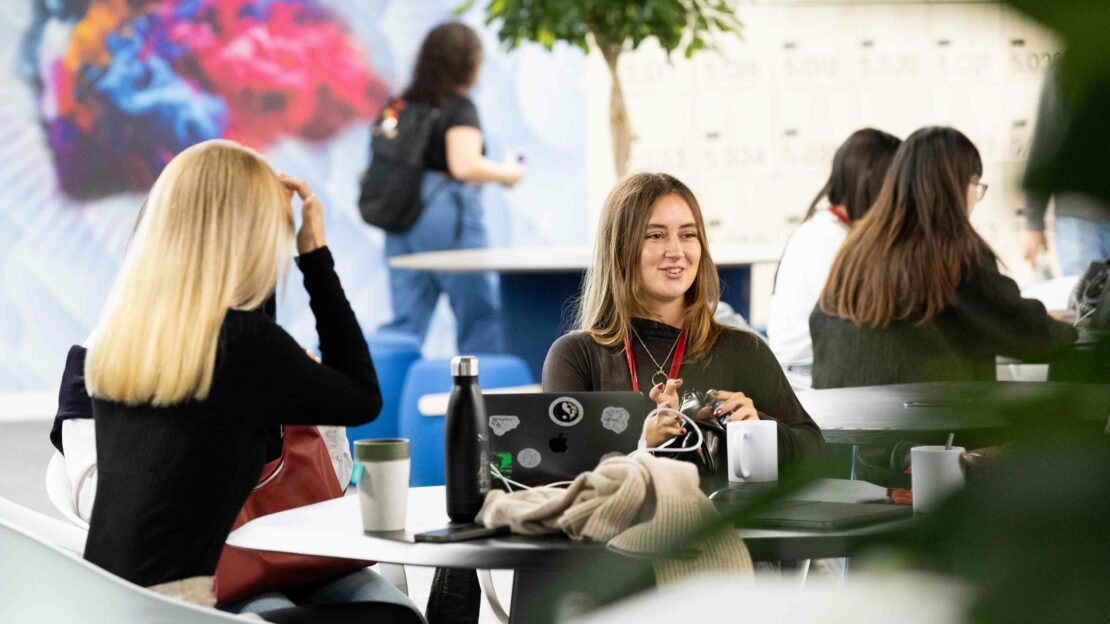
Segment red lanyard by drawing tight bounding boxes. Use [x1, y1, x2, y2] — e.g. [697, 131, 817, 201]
[828, 205, 850, 226]
[623, 324, 689, 393]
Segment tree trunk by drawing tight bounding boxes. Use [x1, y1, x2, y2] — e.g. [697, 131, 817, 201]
[592, 30, 631, 178]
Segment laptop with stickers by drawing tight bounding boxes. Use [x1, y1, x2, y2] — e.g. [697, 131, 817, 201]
[484, 392, 653, 488]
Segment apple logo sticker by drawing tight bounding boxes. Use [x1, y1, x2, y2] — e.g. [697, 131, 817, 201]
[548, 397, 584, 427]
[549, 433, 569, 453]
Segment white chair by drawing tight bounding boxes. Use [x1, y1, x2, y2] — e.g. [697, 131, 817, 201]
[0, 512, 247, 622]
[0, 496, 86, 554]
[45, 450, 89, 529]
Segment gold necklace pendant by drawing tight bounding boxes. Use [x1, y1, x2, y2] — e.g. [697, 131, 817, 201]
[630, 324, 682, 387]
[650, 369, 668, 388]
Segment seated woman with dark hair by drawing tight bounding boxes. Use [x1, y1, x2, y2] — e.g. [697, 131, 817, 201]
[769, 128, 902, 390]
[543, 172, 824, 467]
[810, 126, 1077, 388]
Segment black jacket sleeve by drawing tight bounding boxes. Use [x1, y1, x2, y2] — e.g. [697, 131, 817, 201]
[944, 261, 1078, 361]
[50, 345, 93, 454]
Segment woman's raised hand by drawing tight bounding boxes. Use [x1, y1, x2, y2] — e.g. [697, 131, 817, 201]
[648, 378, 682, 409]
[500, 160, 526, 188]
[646, 378, 684, 447]
[280, 175, 326, 254]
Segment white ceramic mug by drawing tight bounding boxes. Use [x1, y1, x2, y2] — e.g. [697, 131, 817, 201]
[727, 420, 778, 483]
[910, 445, 966, 514]
[355, 438, 410, 532]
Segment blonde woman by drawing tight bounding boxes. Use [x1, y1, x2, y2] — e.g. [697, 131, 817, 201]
[542, 173, 824, 466]
[81, 140, 421, 624]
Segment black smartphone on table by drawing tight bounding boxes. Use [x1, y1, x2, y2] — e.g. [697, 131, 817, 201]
[413, 523, 511, 543]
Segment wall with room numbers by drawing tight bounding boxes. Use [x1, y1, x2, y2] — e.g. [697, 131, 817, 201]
[586, 0, 1062, 325]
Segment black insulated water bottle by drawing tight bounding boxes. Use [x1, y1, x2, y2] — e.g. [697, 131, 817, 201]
[445, 355, 490, 522]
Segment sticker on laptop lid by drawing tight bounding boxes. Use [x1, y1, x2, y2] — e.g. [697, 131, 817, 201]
[548, 397, 584, 427]
[518, 448, 542, 469]
[600, 406, 630, 434]
[493, 451, 513, 479]
[488, 415, 520, 436]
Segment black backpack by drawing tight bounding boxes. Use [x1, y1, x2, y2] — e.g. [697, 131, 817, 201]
[358, 99, 440, 232]
[1049, 257, 1110, 383]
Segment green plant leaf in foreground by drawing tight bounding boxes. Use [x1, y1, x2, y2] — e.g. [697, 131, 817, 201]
[539, 387, 1110, 621]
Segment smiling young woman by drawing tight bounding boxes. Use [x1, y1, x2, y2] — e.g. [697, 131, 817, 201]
[542, 173, 824, 465]
[637, 193, 703, 325]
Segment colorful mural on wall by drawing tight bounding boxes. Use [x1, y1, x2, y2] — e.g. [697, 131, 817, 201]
[2, 0, 588, 391]
[32, 0, 389, 199]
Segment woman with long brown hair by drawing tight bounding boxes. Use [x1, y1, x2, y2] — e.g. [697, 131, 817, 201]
[543, 173, 823, 464]
[811, 126, 1077, 388]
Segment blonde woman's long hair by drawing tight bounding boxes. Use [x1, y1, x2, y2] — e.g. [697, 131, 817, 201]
[577, 173, 722, 361]
[86, 140, 294, 406]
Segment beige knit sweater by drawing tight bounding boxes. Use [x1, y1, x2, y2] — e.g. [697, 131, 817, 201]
[148, 576, 263, 620]
[476, 454, 753, 585]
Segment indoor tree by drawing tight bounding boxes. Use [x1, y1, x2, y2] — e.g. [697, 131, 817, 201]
[461, 0, 742, 177]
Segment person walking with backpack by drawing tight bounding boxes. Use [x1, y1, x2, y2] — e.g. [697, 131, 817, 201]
[375, 22, 524, 353]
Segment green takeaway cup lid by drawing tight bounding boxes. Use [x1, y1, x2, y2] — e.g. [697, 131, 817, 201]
[354, 438, 410, 462]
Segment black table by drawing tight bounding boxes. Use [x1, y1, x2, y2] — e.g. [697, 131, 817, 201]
[797, 381, 1110, 446]
[711, 478, 912, 561]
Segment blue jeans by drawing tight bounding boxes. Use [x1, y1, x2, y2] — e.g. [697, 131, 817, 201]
[224, 567, 425, 622]
[382, 172, 504, 353]
[1055, 215, 1110, 276]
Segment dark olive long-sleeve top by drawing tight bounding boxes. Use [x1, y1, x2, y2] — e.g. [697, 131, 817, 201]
[542, 317, 826, 466]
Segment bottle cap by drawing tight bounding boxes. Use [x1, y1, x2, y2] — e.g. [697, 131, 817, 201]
[451, 355, 479, 377]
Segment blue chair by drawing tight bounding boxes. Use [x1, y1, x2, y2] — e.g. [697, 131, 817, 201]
[345, 330, 422, 454]
[399, 354, 533, 486]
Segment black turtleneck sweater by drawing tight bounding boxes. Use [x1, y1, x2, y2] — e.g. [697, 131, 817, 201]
[83, 246, 381, 588]
[542, 318, 825, 466]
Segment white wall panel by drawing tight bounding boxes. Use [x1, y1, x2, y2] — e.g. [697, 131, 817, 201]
[588, 1, 1062, 326]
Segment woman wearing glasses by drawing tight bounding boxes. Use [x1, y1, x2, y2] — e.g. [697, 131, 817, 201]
[542, 173, 824, 463]
[810, 126, 1077, 388]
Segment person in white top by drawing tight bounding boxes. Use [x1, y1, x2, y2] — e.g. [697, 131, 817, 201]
[768, 129, 902, 390]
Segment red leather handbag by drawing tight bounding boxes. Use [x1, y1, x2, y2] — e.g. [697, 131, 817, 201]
[214, 425, 373, 605]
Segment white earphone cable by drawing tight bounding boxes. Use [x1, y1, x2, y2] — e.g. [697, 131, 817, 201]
[632, 406, 704, 455]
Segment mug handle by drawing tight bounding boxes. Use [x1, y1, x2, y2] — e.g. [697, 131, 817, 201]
[732, 430, 751, 479]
